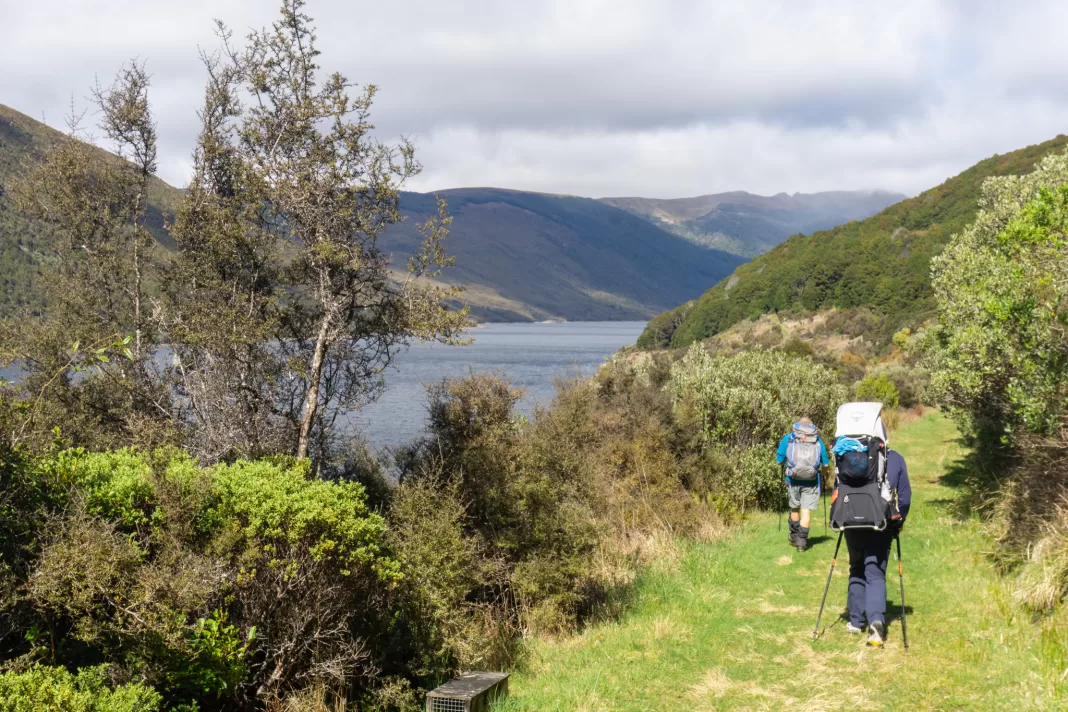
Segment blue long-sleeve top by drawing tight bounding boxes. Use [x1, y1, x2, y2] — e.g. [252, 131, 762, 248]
[886, 449, 912, 521]
[775, 433, 830, 482]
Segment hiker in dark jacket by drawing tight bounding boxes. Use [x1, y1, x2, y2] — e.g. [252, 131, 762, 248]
[844, 447, 911, 646]
[776, 417, 830, 552]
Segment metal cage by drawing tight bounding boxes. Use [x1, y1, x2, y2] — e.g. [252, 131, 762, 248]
[426, 672, 509, 712]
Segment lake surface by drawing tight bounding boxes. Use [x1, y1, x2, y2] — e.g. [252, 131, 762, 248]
[0, 321, 646, 451]
[353, 321, 646, 449]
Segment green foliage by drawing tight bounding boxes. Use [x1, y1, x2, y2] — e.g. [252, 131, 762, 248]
[855, 374, 900, 409]
[640, 134, 1068, 350]
[868, 363, 927, 409]
[667, 346, 846, 507]
[46, 449, 156, 530]
[668, 345, 844, 448]
[927, 150, 1068, 619]
[209, 458, 396, 579]
[0, 665, 161, 712]
[158, 611, 253, 703]
[929, 152, 1068, 440]
[1, 445, 399, 710]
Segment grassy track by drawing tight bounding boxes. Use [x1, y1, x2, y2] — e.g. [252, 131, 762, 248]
[497, 412, 1067, 711]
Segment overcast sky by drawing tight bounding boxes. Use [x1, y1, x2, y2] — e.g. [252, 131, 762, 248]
[4, 0, 1068, 198]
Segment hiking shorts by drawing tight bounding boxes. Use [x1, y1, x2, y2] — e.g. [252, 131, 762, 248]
[788, 481, 820, 510]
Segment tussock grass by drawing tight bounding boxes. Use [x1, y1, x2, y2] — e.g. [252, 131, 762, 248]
[496, 412, 1067, 711]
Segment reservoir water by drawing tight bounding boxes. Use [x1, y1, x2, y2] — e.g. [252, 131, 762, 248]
[354, 321, 646, 449]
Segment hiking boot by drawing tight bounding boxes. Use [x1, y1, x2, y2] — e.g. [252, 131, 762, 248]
[794, 537, 808, 552]
[866, 621, 885, 647]
[845, 622, 864, 635]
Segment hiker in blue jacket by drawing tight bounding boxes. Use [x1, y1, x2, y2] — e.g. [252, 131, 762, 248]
[776, 417, 830, 552]
[844, 447, 912, 646]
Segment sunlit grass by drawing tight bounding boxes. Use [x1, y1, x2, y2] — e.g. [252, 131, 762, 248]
[496, 412, 1066, 711]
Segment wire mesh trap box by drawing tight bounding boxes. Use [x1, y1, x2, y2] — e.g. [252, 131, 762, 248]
[426, 671, 509, 712]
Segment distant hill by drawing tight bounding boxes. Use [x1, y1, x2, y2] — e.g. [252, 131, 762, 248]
[0, 103, 745, 322]
[383, 189, 746, 321]
[638, 134, 1068, 350]
[0, 103, 181, 314]
[600, 190, 904, 258]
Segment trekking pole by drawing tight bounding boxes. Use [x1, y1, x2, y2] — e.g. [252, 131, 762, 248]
[895, 534, 909, 651]
[821, 472, 828, 534]
[778, 469, 787, 532]
[812, 530, 844, 641]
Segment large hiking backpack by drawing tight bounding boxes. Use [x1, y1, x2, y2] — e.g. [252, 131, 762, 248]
[786, 421, 822, 481]
[829, 402, 895, 531]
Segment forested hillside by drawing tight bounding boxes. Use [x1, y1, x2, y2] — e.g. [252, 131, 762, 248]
[601, 189, 903, 258]
[638, 134, 1068, 349]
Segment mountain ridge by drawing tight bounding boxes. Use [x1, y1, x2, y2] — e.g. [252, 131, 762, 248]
[638, 133, 1068, 349]
[390, 187, 746, 321]
[0, 101, 904, 324]
[600, 189, 905, 257]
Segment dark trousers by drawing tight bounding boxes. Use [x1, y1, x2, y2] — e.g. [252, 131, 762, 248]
[845, 530, 891, 627]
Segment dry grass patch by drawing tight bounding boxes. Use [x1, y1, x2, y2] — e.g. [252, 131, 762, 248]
[650, 614, 689, 641]
[734, 600, 806, 616]
[689, 668, 731, 698]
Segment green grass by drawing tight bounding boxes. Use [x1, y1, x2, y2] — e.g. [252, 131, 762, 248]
[496, 412, 1068, 711]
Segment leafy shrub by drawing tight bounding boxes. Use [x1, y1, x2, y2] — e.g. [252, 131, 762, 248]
[868, 364, 928, 409]
[855, 374, 900, 409]
[668, 345, 845, 450]
[44, 449, 157, 531]
[157, 611, 254, 704]
[667, 346, 846, 507]
[928, 150, 1068, 617]
[209, 458, 396, 578]
[779, 337, 815, 358]
[7, 447, 401, 710]
[929, 152, 1068, 440]
[0, 665, 161, 712]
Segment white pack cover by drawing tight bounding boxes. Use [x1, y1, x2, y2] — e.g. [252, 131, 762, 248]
[835, 402, 887, 442]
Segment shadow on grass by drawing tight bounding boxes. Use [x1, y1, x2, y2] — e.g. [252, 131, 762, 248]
[886, 601, 915, 620]
[936, 443, 1011, 521]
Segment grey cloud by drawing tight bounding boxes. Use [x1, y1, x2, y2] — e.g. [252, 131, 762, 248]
[2, 0, 1067, 197]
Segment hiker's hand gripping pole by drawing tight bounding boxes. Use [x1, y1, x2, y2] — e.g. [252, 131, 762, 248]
[895, 534, 909, 651]
[812, 530, 844, 641]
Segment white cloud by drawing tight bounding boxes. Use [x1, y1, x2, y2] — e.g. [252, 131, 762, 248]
[3, 0, 1067, 197]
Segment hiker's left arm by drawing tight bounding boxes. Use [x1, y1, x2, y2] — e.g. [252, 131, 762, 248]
[897, 457, 912, 521]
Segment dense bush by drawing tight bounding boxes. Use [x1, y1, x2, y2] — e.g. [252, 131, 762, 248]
[392, 370, 711, 640]
[667, 346, 847, 507]
[0, 449, 397, 711]
[929, 150, 1068, 616]
[855, 374, 900, 409]
[0, 665, 161, 712]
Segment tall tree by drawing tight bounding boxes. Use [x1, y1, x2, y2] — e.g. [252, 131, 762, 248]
[5, 62, 170, 449]
[166, 0, 466, 462]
